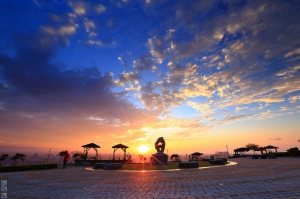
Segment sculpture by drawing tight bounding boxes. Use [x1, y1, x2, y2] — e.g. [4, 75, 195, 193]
[151, 137, 168, 165]
[155, 137, 165, 153]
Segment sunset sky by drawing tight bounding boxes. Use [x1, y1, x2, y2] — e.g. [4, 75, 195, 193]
[0, 0, 300, 156]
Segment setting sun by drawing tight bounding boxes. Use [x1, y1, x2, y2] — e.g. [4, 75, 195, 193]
[137, 144, 150, 153]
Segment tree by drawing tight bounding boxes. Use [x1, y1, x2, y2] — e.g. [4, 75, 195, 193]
[234, 147, 250, 155]
[59, 151, 66, 165]
[246, 143, 260, 155]
[0, 153, 9, 166]
[11, 153, 26, 165]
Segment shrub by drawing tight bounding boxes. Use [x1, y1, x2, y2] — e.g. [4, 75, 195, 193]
[0, 163, 58, 172]
[274, 152, 290, 157]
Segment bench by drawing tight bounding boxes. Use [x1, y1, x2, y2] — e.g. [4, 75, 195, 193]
[210, 159, 226, 165]
[179, 160, 199, 168]
[103, 163, 122, 170]
[268, 154, 277, 159]
[93, 163, 104, 169]
[252, 155, 260, 159]
[252, 154, 277, 159]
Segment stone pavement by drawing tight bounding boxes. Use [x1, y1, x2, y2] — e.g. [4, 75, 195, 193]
[1, 157, 300, 199]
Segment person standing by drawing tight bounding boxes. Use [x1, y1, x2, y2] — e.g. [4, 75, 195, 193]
[63, 150, 70, 169]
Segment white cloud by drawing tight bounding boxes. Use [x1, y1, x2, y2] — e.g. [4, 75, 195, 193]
[285, 48, 300, 58]
[84, 18, 96, 32]
[186, 101, 212, 115]
[42, 25, 76, 36]
[125, 85, 141, 91]
[280, 106, 290, 111]
[58, 26, 76, 35]
[115, 72, 140, 86]
[94, 4, 105, 13]
[235, 107, 248, 112]
[148, 37, 168, 63]
[289, 95, 300, 103]
[85, 40, 103, 46]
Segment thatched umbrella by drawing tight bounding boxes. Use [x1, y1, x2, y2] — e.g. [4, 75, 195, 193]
[170, 154, 180, 160]
[82, 143, 101, 159]
[190, 152, 203, 160]
[255, 147, 265, 154]
[287, 147, 299, 152]
[112, 143, 129, 160]
[264, 145, 278, 153]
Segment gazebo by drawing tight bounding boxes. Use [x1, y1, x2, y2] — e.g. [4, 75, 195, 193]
[82, 143, 101, 159]
[112, 143, 129, 160]
[263, 145, 278, 153]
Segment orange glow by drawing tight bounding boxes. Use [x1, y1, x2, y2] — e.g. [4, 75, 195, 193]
[137, 144, 150, 153]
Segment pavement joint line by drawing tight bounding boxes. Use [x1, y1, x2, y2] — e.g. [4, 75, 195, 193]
[1, 157, 300, 198]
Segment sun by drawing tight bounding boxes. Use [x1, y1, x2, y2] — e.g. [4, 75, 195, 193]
[137, 144, 150, 153]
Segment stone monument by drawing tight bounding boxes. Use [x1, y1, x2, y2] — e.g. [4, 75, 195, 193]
[151, 137, 168, 165]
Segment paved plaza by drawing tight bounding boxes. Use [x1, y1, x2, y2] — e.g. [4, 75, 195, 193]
[1, 157, 300, 199]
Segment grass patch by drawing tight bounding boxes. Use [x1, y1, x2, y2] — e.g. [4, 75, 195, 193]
[121, 161, 224, 170]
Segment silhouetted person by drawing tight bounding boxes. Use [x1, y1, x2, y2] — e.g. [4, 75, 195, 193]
[63, 150, 70, 169]
[260, 149, 263, 154]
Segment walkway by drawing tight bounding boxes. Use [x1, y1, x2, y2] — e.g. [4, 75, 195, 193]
[1, 157, 300, 198]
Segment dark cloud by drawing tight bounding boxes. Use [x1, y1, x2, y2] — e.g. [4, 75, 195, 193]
[269, 138, 282, 141]
[0, 8, 150, 129]
[133, 54, 156, 71]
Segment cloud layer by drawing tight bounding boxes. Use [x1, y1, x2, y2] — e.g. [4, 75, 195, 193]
[0, 0, 300, 152]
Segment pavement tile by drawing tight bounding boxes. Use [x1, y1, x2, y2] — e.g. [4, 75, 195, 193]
[1, 158, 300, 198]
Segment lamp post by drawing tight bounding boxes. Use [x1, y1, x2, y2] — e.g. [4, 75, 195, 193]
[47, 148, 51, 162]
[226, 145, 229, 157]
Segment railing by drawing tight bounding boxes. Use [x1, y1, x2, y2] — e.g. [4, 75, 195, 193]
[74, 154, 129, 160]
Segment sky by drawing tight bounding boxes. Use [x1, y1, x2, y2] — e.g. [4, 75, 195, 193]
[0, 0, 300, 156]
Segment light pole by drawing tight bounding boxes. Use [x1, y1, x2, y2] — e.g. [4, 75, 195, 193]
[226, 145, 228, 157]
[47, 148, 51, 162]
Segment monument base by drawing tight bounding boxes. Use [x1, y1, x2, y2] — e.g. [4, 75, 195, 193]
[151, 153, 168, 165]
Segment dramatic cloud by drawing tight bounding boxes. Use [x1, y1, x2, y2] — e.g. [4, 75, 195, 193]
[133, 54, 156, 71]
[0, 0, 300, 153]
